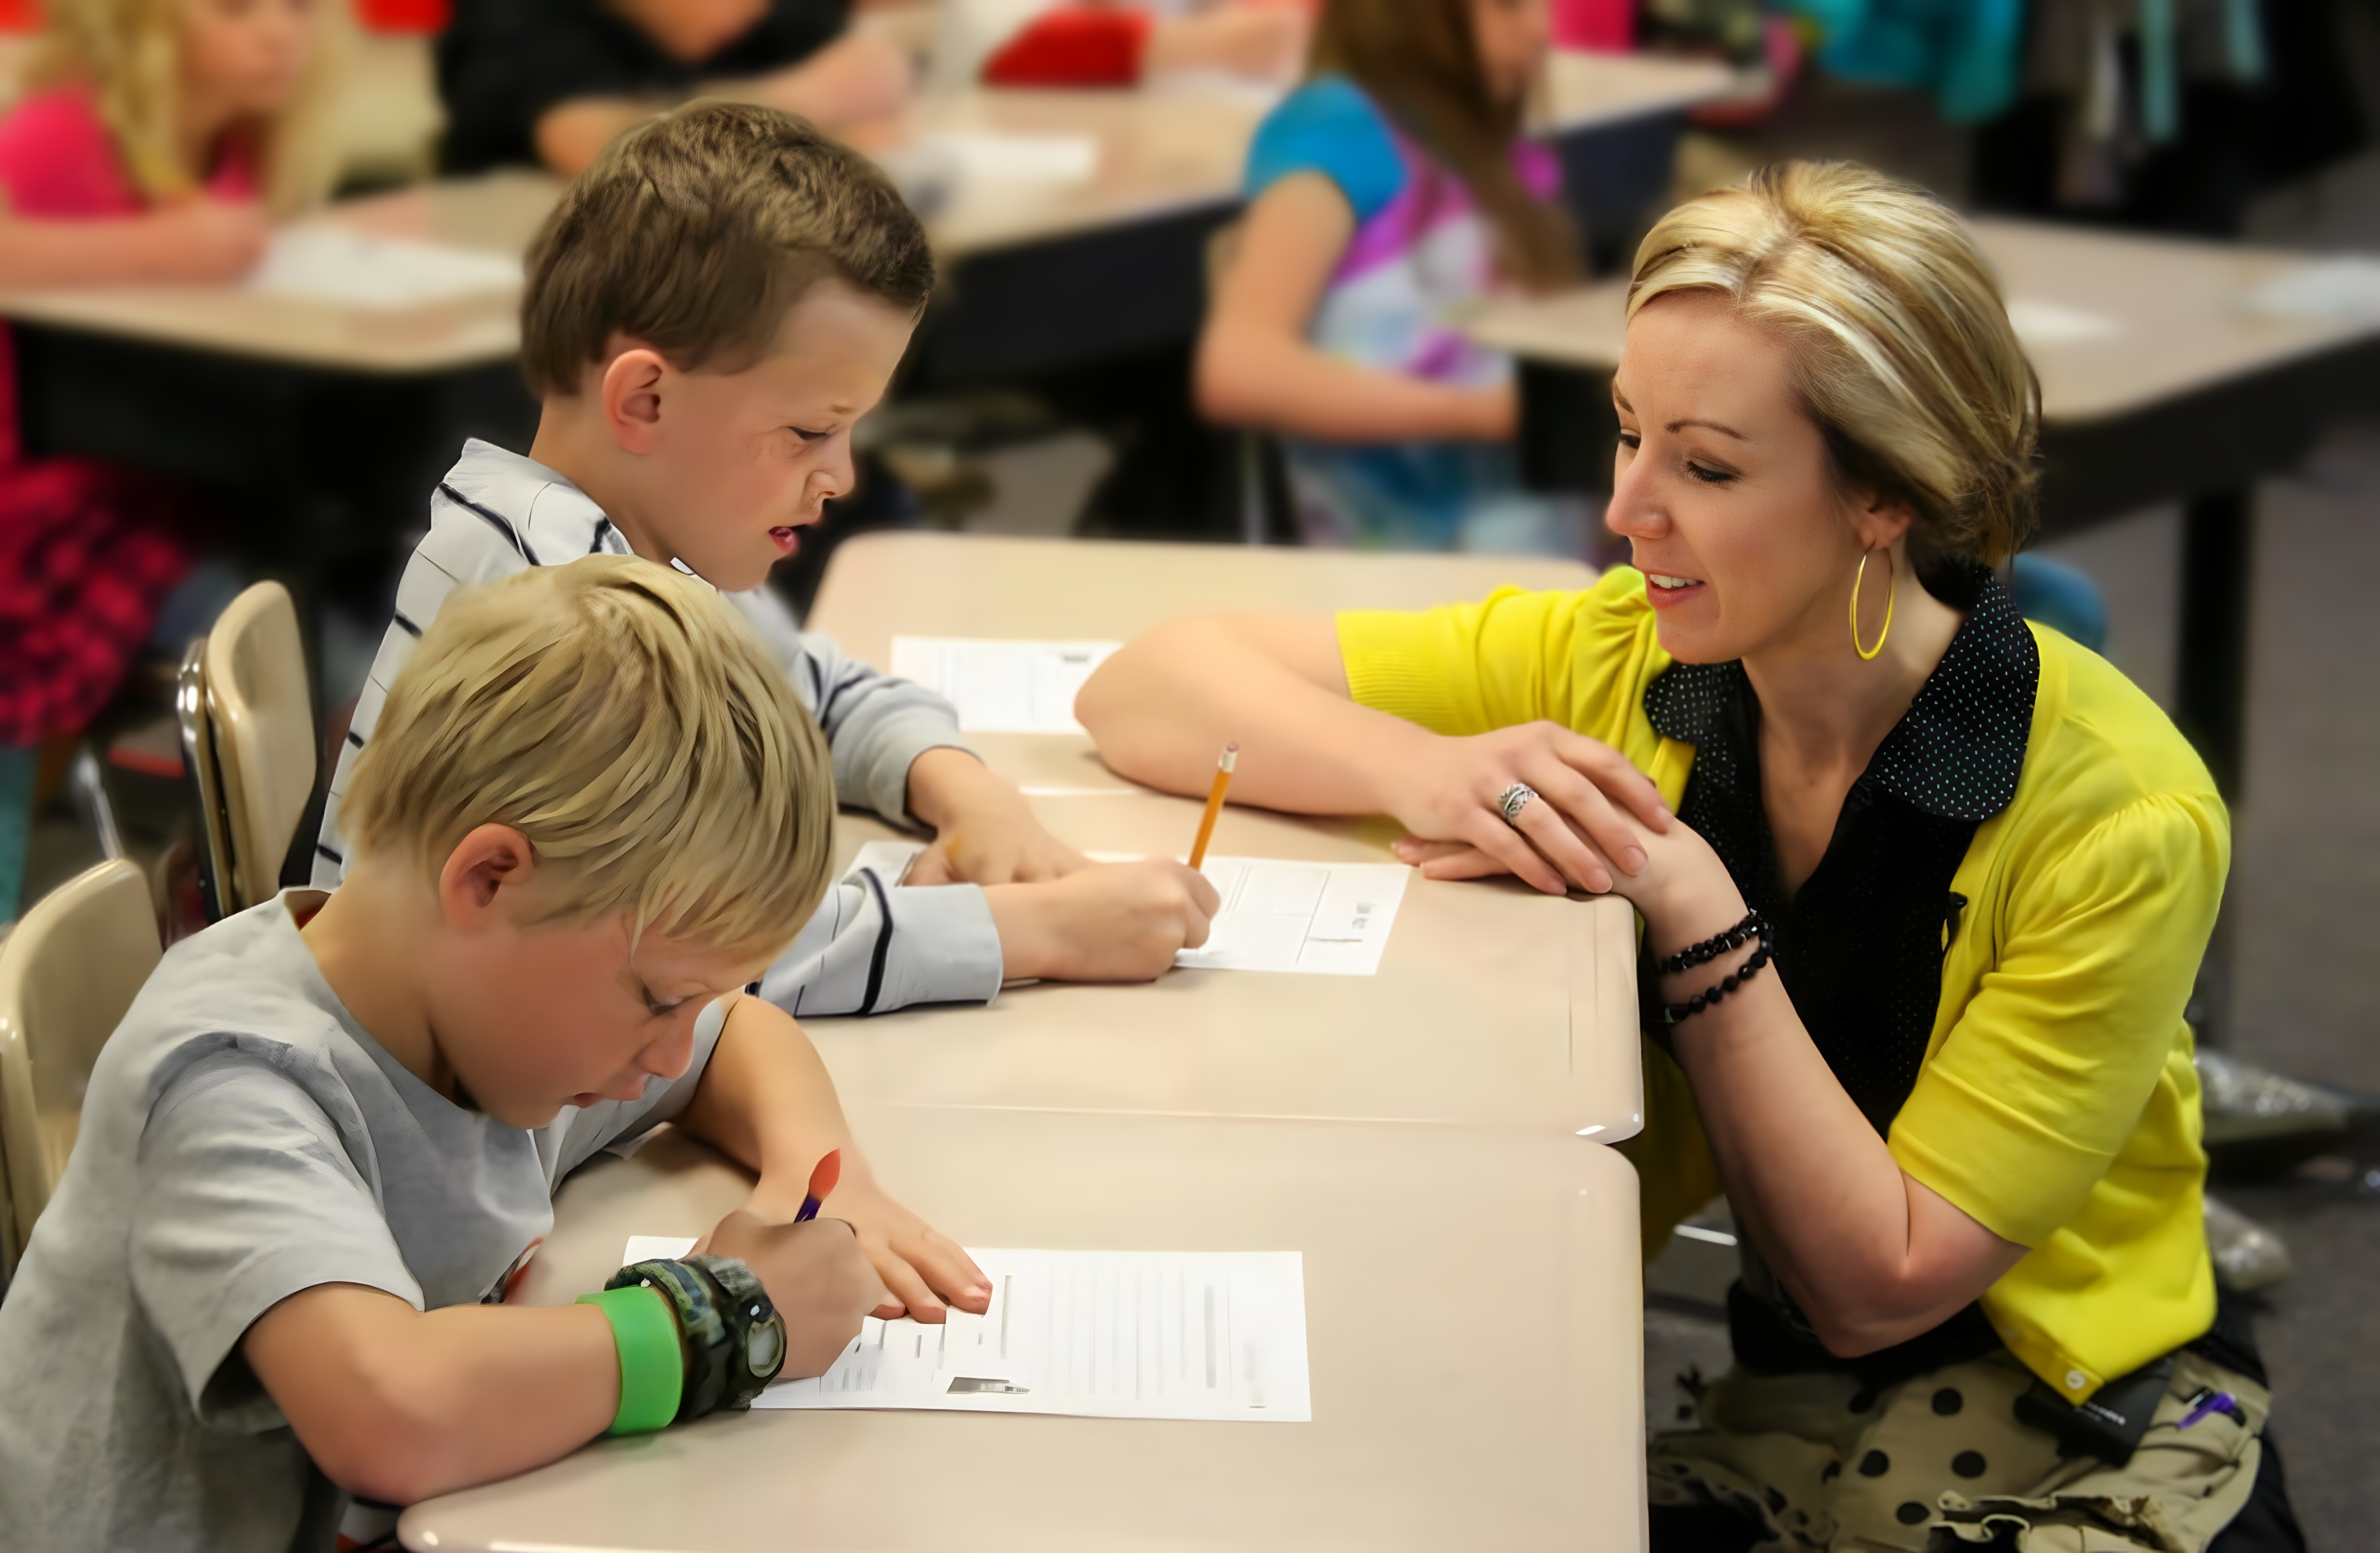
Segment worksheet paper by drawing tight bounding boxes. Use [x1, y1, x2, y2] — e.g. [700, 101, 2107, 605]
[616, 1239, 1310, 1422]
[246, 228, 523, 309]
[1177, 856, 1410, 976]
[888, 636, 1120, 733]
[857, 840, 1410, 975]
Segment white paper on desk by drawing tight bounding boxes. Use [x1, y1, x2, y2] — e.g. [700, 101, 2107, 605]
[2242, 256, 2380, 323]
[1176, 856, 1410, 976]
[246, 228, 523, 309]
[2005, 298, 2122, 344]
[889, 636, 1121, 733]
[754, 1248, 1309, 1422]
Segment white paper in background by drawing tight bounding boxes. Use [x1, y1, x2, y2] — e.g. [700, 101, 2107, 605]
[1177, 856, 1410, 976]
[246, 228, 523, 309]
[622, 1234, 699, 1264]
[755, 1248, 1309, 1422]
[2005, 298, 2123, 344]
[2241, 256, 2380, 323]
[889, 636, 1121, 733]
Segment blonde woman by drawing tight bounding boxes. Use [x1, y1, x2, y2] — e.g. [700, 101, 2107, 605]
[0, 0, 340, 907]
[1078, 163, 2302, 1550]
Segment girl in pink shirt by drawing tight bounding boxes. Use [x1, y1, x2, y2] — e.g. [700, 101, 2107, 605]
[0, 0, 338, 913]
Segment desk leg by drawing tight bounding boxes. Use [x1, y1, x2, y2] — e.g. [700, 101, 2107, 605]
[2175, 488, 2255, 1047]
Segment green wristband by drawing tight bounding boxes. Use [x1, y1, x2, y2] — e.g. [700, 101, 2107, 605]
[576, 1285, 684, 1434]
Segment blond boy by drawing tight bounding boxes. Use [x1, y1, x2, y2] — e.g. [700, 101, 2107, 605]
[314, 101, 1217, 1025]
[0, 558, 984, 1552]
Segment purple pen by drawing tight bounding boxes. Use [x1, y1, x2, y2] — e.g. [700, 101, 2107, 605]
[2179, 1391, 2238, 1430]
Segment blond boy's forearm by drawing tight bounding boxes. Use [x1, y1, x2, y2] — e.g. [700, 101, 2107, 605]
[676, 996, 856, 1214]
[245, 1283, 616, 1506]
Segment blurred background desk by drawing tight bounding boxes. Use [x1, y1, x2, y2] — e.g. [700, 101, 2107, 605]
[400, 1107, 1650, 1553]
[805, 532, 1646, 1137]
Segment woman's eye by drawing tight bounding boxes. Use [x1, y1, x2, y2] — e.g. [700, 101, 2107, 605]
[1686, 462, 1734, 485]
[1616, 430, 1641, 450]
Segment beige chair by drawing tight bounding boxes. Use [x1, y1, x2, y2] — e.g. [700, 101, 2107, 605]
[203, 582, 317, 913]
[0, 860, 160, 1274]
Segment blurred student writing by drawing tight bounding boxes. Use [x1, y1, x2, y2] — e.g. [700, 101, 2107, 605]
[1196, 0, 1590, 554]
[438, 0, 916, 176]
[0, 0, 339, 915]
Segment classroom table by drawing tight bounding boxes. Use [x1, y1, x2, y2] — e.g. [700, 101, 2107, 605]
[1464, 218, 2380, 1042]
[802, 532, 1646, 1138]
[398, 1107, 1649, 1552]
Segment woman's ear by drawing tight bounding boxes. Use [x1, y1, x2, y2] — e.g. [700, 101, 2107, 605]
[1851, 489, 1918, 555]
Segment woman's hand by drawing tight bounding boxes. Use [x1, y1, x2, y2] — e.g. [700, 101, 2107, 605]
[1375, 721, 1672, 896]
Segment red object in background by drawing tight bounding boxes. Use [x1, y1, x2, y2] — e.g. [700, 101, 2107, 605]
[354, 0, 449, 34]
[0, 0, 41, 34]
[1551, 0, 1633, 53]
[983, 6, 1156, 87]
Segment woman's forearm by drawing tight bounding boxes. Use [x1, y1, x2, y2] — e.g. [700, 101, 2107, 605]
[1076, 616, 1432, 812]
[1196, 321, 1512, 443]
[1661, 924, 2023, 1354]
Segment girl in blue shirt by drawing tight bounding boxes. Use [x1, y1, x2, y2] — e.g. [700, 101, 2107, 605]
[1196, 0, 1589, 553]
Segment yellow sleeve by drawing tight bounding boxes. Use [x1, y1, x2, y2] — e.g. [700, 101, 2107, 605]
[1335, 568, 1673, 758]
[1889, 792, 2229, 1247]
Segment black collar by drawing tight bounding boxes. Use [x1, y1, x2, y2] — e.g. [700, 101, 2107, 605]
[1643, 565, 2039, 822]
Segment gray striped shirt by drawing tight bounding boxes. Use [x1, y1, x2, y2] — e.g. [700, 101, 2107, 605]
[313, 440, 1003, 1015]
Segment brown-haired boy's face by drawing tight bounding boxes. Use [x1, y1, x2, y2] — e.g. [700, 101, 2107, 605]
[621, 280, 917, 593]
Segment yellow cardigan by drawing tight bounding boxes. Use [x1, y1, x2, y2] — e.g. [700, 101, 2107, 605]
[1339, 567, 2225, 1404]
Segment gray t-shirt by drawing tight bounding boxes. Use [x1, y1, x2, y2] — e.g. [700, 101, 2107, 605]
[0, 892, 727, 1552]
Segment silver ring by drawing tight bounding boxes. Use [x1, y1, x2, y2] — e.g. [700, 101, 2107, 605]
[1497, 782, 1538, 826]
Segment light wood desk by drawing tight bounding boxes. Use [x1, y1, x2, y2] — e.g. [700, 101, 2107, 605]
[804, 534, 1646, 1138]
[1468, 217, 2380, 1040]
[399, 1107, 1649, 1552]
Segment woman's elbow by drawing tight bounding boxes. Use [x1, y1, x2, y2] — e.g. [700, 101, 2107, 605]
[1193, 325, 1270, 428]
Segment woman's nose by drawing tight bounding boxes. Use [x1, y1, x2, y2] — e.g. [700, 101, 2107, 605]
[1604, 457, 1665, 541]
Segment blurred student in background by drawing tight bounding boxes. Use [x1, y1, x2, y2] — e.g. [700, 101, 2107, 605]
[0, 0, 340, 917]
[937, 0, 1310, 90]
[1196, 0, 1592, 555]
[438, 0, 917, 177]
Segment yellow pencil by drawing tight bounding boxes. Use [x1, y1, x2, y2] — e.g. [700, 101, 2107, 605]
[1187, 742, 1238, 870]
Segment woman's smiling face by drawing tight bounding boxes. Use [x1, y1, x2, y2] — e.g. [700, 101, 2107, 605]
[1605, 288, 1898, 667]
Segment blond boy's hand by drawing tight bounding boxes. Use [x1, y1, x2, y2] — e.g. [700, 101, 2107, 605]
[806, 1171, 992, 1325]
[702, 1211, 885, 1378]
[984, 860, 1221, 983]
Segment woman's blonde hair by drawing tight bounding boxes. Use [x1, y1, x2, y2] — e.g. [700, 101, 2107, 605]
[342, 556, 837, 959]
[1628, 162, 2041, 572]
[30, 0, 348, 217]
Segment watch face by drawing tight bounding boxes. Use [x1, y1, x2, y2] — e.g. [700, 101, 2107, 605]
[747, 1313, 786, 1378]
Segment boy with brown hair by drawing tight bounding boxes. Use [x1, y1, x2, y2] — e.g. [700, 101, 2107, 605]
[315, 102, 1217, 1051]
[0, 557, 982, 1550]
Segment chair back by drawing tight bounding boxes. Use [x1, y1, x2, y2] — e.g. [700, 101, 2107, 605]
[203, 583, 316, 912]
[0, 860, 160, 1269]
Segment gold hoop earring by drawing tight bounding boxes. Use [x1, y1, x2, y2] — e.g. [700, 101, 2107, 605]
[1850, 549, 1894, 661]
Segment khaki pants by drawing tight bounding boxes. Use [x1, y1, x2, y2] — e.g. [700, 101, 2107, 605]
[1649, 1348, 2268, 1552]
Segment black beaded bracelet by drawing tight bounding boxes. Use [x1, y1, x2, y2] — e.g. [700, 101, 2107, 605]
[1653, 910, 1767, 979]
[1659, 922, 1775, 1027]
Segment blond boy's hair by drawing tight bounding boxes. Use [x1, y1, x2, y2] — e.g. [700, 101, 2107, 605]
[32, 0, 347, 217]
[342, 557, 834, 957]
